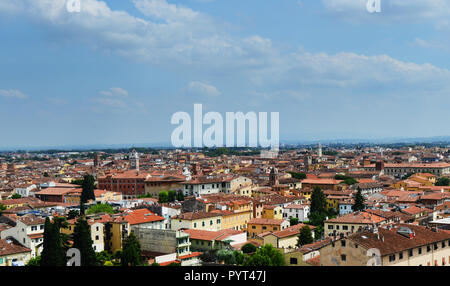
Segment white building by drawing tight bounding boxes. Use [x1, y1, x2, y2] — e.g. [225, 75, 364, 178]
[0, 215, 46, 259]
[283, 204, 310, 222]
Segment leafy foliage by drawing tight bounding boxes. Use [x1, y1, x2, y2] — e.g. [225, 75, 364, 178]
[81, 174, 96, 203]
[86, 203, 114, 215]
[122, 232, 142, 266]
[297, 226, 314, 246]
[289, 217, 299, 226]
[241, 243, 257, 254]
[436, 177, 450, 186]
[72, 217, 98, 266]
[243, 245, 285, 266]
[352, 187, 366, 211]
[288, 172, 307, 180]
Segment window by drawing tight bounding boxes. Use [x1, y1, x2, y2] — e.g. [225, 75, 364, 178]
[194, 223, 197, 228]
[210, 220, 213, 225]
[427, 245, 431, 252]
[202, 222, 205, 227]
[389, 254, 395, 262]
[341, 254, 346, 261]
[273, 227, 278, 231]
[408, 249, 413, 257]
[262, 226, 267, 230]
[290, 258, 298, 265]
[342, 226, 348, 231]
[442, 241, 446, 248]
[252, 226, 256, 229]
[434, 243, 438, 250]
[341, 240, 346, 247]
[418, 247, 422, 255]
[95, 235, 99, 241]
[399, 252, 403, 259]
[328, 225, 334, 230]
[336, 225, 340, 230]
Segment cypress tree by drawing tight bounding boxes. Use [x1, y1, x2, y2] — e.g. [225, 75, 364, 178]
[81, 174, 96, 203]
[310, 186, 327, 214]
[41, 218, 66, 266]
[40, 217, 54, 266]
[121, 232, 142, 266]
[352, 187, 366, 212]
[297, 226, 314, 247]
[72, 217, 97, 266]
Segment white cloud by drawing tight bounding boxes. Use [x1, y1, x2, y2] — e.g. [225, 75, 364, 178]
[99, 87, 129, 97]
[322, 0, 450, 26]
[0, 89, 28, 99]
[187, 81, 221, 97]
[1, 0, 450, 98]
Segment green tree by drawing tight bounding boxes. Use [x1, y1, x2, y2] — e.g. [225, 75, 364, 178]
[297, 226, 314, 247]
[72, 217, 98, 266]
[288, 172, 307, 180]
[352, 187, 366, 212]
[234, 251, 246, 266]
[11, 193, 22, 199]
[241, 243, 257, 254]
[310, 187, 327, 214]
[26, 256, 41, 266]
[176, 191, 185, 201]
[0, 204, 6, 214]
[436, 177, 450, 186]
[168, 190, 177, 202]
[97, 251, 113, 265]
[81, 174, 96, 203]
[217, 249, 236, 265]
[86, 203, 114, 215]
[67, 209, 80, 220]
[121, 232, 142, 266]
[158, 191, 169, 203]
[289, 217, 299, 226]
[243, 245, 285, 266]
[80, 200, 85, 216]
[40, 218, 66, 266]
[309, 212, 327, 227]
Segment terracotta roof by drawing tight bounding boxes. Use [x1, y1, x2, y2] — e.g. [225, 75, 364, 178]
[123, 209, 165, 225]
[0, 239, 31, 256]
[183, 229, 243, 242]
[247, 218, 285, 226]
[326, 212, 385, 224]
[349, 224, 450, 256]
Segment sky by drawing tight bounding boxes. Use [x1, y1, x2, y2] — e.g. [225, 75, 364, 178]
[0, 0, 449, 149]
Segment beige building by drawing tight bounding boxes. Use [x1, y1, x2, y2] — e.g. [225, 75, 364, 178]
[247, 218, 290, 238]
[0, 238, 32, 266]
[324, 212, 386, 238]
[262, 223, 316, 250]
[320, 224, 450, 266]
[171, 212, 223, 231]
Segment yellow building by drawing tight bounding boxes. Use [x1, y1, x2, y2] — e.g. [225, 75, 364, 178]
[262, 224, 316, 250]
[211, 209, 252, 231]
[62, 217, 106, 252]
[0, 239, 32, 266]
[262, 205, 283, 220]
[247, 218, 290, 238]
[171, 212, 223, 231]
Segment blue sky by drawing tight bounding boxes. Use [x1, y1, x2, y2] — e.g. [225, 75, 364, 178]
[0, 0, 449, 149]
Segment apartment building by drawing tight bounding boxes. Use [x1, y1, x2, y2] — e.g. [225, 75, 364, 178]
[320, 224, 450, 266]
